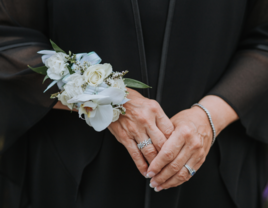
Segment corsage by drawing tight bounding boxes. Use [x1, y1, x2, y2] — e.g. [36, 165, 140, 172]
[29, 40, 150, 131]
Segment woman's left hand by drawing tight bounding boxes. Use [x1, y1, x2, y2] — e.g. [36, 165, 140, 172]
[146, 106, 213, 191]
[146, 95, 239, 192]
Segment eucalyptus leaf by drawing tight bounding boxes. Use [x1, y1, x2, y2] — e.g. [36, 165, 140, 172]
[124, 78, 151, 89]
[28, 65, 48, 75]
[50, 39, 66, 54]
[67, 65, 75, 74]
[43, 75, 49, 84]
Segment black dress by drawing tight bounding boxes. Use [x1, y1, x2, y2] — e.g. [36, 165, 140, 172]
[1, 0, 268, 207]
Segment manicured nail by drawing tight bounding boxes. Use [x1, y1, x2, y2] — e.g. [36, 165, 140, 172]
[144, 172, 148, 178]
[149, 183, 154, 188]
[150, 181, 158, 188]
[146, 172, 155, 178]
[155, 187, 162, 192]
[156, 186, 163, 192]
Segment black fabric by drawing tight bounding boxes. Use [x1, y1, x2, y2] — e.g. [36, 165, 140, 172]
[0, 0, 268, 208]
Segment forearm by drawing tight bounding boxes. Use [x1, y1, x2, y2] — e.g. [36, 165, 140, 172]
[197, 95, 239, 136]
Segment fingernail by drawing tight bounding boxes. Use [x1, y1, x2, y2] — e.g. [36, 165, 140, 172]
[150, 181, 158, 188]
[144, 172, 148, 178]
[156, 186, 163, 192]
[146, 172, 155, 178]
[149, 183, 154, 188]
[154, 187, 163, 192]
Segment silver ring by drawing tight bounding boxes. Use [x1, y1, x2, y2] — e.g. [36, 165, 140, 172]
[137, 138, 152, 150]
[184, 164, 196, 176]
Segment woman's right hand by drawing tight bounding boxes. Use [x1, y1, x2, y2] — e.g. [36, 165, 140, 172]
[108, 88, 174, 177]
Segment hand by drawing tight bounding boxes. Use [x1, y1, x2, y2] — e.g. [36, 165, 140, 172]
[108, 88, 174, 177]
[146, 95, 238, 191]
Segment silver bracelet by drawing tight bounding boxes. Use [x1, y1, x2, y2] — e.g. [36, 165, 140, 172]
[191, 103, 216, 146]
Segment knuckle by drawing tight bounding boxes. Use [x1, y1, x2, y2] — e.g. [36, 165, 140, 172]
[163, 150, 175, 161]
[143, 147, 157, 158]
[164, 125, 174, 137]
[146, 122, 155, 130]
[138, 164, 148, 171]
[170, 162, 181, 172]
[155, 176, 166, 184]
[180, 125, 193, 139]
[117, 130, 127, 139]
[138, 115, 147, 124]
[131, 151, 142, 161]
[127, 124, 137, 134]
[155, 140, 165, 150]
[149, 100, 160, 112]
[176, 172, 189, 182]
[190, 139, 202, 150]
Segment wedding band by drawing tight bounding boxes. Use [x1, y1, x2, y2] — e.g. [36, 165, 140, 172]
[137, 138, 152, 150]
[184, 164, 196, 176]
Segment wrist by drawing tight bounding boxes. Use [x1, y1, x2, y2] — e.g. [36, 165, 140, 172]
[198, 95, 238, 136]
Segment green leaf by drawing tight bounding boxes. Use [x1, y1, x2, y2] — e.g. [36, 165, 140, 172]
[50, 39, 66, 54]
[43, 75, 49, 84]
[67, 65, 75, 74]
[124, 78, 151, 89]
[28, 65, 48, 75]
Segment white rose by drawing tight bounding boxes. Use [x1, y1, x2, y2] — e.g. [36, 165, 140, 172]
[46, 52, 69, 80]
[112, 108, 121, 122]
[57, 91, 73, 109]
[111, 78, 126, 91]
[83, 64, 112, 86]
[63, 74, 85, 98]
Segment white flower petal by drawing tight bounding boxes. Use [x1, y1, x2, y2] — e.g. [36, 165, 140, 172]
[85, 116, 92, 127]
[67, 94, 108, 103]
[103, 63, 112, 78]
[120, 98, 130, 105]
[112, 108, 121, 122]
[57, 80, 65, 90]
[47, 69, 62, 80]
[98, 87, 125, 105]
[89, 104, 113, 132]
[41, 54, 54, 64]
[84, 85, 108, 95]
[79, 102, 97, 118]
[78, 107, 85, 118]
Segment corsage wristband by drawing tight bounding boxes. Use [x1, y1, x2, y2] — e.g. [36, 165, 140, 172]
[28, 40, 151, 132]
[191, 103, 216, 146]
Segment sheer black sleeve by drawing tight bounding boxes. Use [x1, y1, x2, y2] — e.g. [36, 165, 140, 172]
[0, 0, 57, 153]
[208, 0, 268, 143]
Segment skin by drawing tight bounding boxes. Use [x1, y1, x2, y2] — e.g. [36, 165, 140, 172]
[147, 95, 238, 192]
[53, 88, 238, 191]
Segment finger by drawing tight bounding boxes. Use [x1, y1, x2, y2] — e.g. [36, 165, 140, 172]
[155, 108, 174, 139]
[155, 155, 205, 192]
[119, 119, 158, 165]
[146, 129, 186, 178]
[133, 130, 158, 164]
[147, 125, 167, 152]
[122, 139, 149, 177]
[154, 165, 191, 192]
[150, 133, 204, 186]
[139, 139, 158, 164]
[149, 145, 192, 188]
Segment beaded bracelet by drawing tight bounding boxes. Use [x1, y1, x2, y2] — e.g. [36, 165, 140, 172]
[192, 103, 216, 146]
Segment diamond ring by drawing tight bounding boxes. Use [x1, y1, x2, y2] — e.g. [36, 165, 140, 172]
[137, 138, 152, 150]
